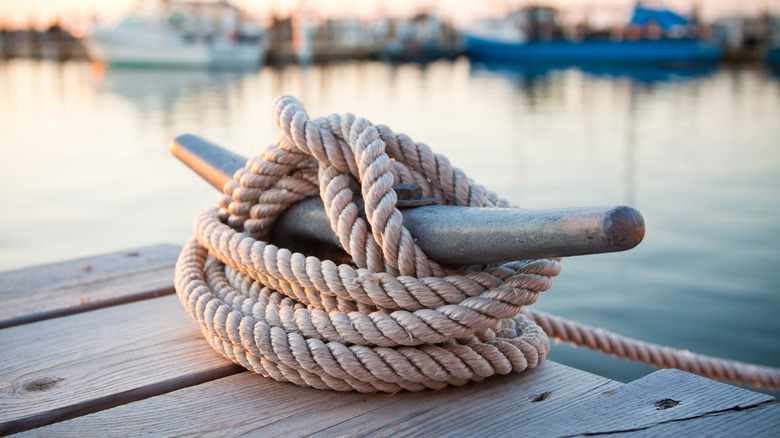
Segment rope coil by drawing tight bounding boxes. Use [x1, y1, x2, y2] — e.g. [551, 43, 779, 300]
[175, 95, 561, 392]
[175, 95, 780, 392]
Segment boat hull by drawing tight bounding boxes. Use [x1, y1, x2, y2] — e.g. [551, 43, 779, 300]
[768, 48, 780, 66]
[464, 35, 722, 64]
[83, 30, 263, 69]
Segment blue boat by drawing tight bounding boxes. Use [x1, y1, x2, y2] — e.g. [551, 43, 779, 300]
[464, 3, 721, 64]
[768, 47, 780, 67]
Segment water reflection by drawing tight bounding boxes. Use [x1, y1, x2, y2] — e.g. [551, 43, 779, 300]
[580, 63, 718, 83]
[767, 64, 780, 80]
[94, 66, 250, 110]
[2, 59, 779, 395]
[471, 60, 719, 86]
[470, 61, 558, 92]
[88, 66, 260, 150]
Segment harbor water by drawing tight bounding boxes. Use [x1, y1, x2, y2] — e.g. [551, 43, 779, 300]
[1, 58, 779, 392]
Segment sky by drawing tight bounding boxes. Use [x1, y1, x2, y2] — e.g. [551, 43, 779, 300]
[0, 0, 776, 30]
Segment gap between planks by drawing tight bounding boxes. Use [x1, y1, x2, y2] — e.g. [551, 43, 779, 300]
[4, 245, 777, 436]
[0, 294, 243, 436]
[0, 244, 180, 329]
[29, 367, 772, 438]
[19, 362, 621, 437]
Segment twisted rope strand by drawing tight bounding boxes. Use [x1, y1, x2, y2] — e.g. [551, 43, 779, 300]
[523, 308, 780, 390]
[175, 95, 780, 393]
[175, 95, 559, 392]
[176, 237, 549, 393]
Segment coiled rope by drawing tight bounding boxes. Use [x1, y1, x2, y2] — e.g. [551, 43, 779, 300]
[174, 95, 780, 392]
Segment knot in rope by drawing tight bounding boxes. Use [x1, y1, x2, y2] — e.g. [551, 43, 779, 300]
[174, 95, 562, 392]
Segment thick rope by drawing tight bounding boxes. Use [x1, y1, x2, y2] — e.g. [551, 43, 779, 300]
[524, 308, 780, 390]
[175, 95, 780, 392]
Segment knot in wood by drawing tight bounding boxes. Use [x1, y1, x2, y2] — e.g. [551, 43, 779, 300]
[654, 398, 680, 410]
[22, 376, 64, 393]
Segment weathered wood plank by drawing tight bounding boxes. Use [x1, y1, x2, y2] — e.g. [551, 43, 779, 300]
[5, 247, 777, 437]
[19, 361, 622, 437]
[628, 402, 780, 437]
[308, 363, 621, 438]
[0, 245, 180, 328]
[523, 368, 776, 437]
[0, 294, 240, 435]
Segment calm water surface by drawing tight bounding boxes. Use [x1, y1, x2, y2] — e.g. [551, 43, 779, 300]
[2, 58, 779, 391]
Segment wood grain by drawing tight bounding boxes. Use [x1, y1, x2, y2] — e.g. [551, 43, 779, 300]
[0, 294, 240, 435]
[629, 402, 780, 436]
[307, 362, 622, 438]
[524, 368, 776, 437]
[19, 361, 622, 437]
[0, 245, 180, 328]
[4, 247, 778, 437]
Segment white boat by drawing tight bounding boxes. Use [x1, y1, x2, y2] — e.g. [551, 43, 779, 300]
[83, 0, 266, 69]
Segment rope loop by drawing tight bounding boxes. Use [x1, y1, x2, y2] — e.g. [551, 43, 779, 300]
[175, 96, 561, 392]
[176, 95, 780, 392]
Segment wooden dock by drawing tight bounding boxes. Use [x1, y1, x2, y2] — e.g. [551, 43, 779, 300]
[1, 244, 777, 436]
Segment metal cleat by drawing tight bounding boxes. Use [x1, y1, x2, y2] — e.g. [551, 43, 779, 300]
[171, 134, 645, 266]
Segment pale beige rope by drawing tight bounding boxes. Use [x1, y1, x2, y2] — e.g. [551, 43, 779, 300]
[175, 95, 780, 393]
[175, 95, 560, 392]
[177, 239, 550, 392]
[523, 308, 780, 390]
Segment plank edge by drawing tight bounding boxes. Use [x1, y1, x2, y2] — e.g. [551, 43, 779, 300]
[582, 400, 779, 436]
[0, 286, 175, 330]
[0, 364, 243, 436]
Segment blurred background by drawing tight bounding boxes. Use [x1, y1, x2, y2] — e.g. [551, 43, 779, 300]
[1, 0, 779, 394]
